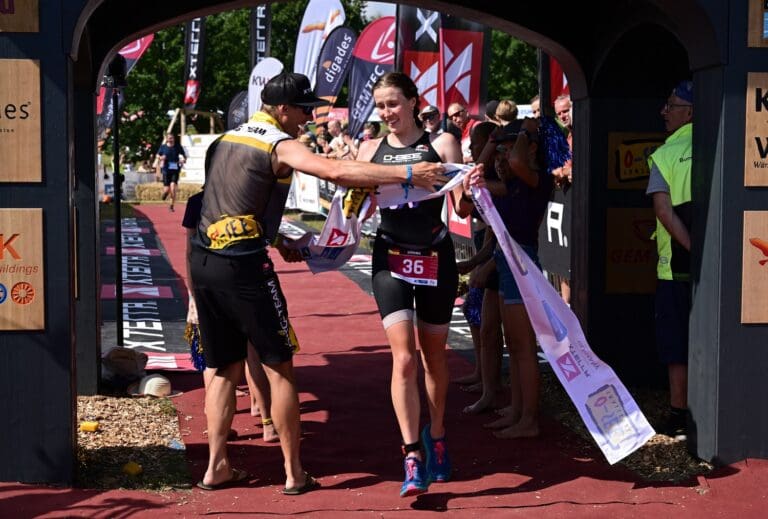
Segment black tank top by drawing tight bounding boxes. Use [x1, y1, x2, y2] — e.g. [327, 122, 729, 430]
[371, 132, 445, 246]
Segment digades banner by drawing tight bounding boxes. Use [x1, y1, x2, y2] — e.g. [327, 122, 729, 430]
[347, 16, 396, 139]
[313, 26, 357, 126]
[293, 0, 345, 90]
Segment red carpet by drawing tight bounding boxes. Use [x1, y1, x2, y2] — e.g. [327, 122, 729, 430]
[2, 203, 766, 518]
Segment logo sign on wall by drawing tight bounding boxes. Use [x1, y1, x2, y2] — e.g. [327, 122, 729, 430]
[604, 207, 657, 294]
[744, 73, 768, 186]
[0, 59, 41, 182]
[0, 209, 44, 330]
[747, 0, 768, 47]
[0, 0, 38, 32]
[606, 132, 666, 190]
[742, 211, 768, 323]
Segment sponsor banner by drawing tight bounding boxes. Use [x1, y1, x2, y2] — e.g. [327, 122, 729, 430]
[348, 16, 396, 139]
[226, 90, 249, 130]
[97, 36, 154, 139]
[183, 17, 206, 109]
[250, 5, 271, 67]
[396, 6, 441, 108]
[314, 26, 357, 125]
[606, 132, 665, 190]
[293, 171, 322, 214]
[0, 0, 38, 32]
[745, 72, 768, 186]
[604, 208, 656, 294]
[1, 59, 41, 182]
[439, 15, 490, 116]
[248, 57, 284, 118]
[471, 184, 655, 464]
[0, 209, 44, 330]
[742, 211, 768, 322]
[538, 186, 571, 278]
[293, 0, 345, 90]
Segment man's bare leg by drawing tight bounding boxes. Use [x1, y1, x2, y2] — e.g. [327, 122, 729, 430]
[201, 360, 245, 487]
[262, 360, 308, 489]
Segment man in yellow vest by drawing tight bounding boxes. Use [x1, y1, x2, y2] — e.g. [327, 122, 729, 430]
[645, 80, 693, 441]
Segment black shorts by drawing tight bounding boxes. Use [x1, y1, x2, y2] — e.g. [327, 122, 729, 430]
[189, 246, 299, 368]
[655, 279, 690, 365]
[371, 234, 458, 325]
[163, 169, 180, 186]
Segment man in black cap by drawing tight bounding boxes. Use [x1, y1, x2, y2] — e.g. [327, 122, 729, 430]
[191, 72, 446, 495]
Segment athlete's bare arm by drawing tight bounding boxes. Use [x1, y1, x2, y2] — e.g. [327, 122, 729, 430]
[273, 138, 447, 190]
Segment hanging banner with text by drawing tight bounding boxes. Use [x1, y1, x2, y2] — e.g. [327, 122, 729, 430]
[183, 17, 206, 109]
[0, 209, 44, 330]
[347, 16, 396, 139]
[313, 26, 357, 126]
[0, 59, 41, 183]
[248, 57, 284, 118]
[293, 0, 345, 90]
[250, 5, 271, 67]
[471, 185, 655, 464]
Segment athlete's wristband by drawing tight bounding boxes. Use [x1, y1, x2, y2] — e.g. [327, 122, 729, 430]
[402, 165, 413, 199]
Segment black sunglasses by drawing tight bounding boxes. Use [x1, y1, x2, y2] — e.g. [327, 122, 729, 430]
[420, 112, 438, 122]
[293, 105, 314, 115]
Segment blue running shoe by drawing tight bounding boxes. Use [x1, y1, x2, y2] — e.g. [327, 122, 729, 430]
[399, 456, 429, 497]
[421, 425, 451, 482]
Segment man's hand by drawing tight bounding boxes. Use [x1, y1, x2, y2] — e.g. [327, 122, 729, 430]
[274, 235, 304, 263]
[409, 161, 447, 191]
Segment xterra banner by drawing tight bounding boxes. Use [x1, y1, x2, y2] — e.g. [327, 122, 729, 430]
[438, 15, 490, 117]
[396, 6, 441, 109]
[183, 17, 206, 109]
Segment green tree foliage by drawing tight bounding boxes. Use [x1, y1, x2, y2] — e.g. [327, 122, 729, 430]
[487, 30, 538, 105]
[111, 3, 536, 163]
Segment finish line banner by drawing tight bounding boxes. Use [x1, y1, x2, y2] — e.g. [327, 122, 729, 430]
[470, 184, 655, 465]
[285, 164, 466, 273]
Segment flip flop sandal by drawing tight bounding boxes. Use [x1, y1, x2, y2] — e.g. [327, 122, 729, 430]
[196, 468, 249, 491]
[282, 472, 320, 495]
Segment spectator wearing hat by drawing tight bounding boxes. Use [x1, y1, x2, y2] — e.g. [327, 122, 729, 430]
[645, 79, 693, 441]
[190, 71, 447, 494]
[418, 105, 442, 134]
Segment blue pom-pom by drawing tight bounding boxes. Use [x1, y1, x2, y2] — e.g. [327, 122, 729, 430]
[539, 116, 572, 174]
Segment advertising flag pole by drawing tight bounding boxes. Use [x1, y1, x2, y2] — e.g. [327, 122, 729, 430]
[105, 54, 128, 346]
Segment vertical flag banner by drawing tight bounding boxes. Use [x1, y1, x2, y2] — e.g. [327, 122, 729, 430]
[250, 5, 272, 68]
[183, 17, 206, 109]
[248, 57, 284, 118]
[347, 16, 396, 139]
[549, 54, 570, 106]
[313, 26, 357, 126]
[226, 90, 249, 130]
[293, 0, 345, 90]
[439, 15, 490, 116]
[96, 35, 155, 140]
[396, 6, 441, 109]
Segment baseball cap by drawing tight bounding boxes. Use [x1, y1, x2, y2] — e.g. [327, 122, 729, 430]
[672, 80, 693, 104]
[419, 105, 439, 118]
[261, 72, 330, 107]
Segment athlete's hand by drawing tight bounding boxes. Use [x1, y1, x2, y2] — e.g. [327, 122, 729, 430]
[274, 235, 304, 263]
[409, 162, 447, 192]
[463, 163, 486, 195]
